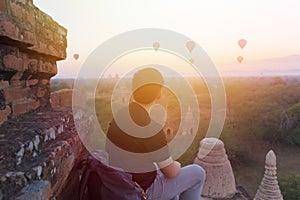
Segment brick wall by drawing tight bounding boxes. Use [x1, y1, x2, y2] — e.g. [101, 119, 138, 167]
[0, 2, 90, 199]
[0, 0, 67, 125]
[0, 107, 93, 199]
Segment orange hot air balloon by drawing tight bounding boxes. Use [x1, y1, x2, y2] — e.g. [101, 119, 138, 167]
[238, 39, 247, 50]
[73, 54, 79, 60]
[237, 56, 243, 63]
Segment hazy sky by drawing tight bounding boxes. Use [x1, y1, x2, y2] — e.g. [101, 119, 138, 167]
[33, 0, 300, 78]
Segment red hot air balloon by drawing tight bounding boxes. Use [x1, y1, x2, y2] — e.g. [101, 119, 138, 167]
[238, 39, 247, 50]
[73, 54, 79, 60]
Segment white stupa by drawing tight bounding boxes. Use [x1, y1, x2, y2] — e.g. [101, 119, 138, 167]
[254, 150, 284, 200]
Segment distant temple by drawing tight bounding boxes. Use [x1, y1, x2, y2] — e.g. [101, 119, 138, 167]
[181, 106, 197, 135]
[114, 84, 131, 105]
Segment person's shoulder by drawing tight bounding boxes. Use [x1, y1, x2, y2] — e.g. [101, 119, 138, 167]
[129, 102, 146, 114]
[129, 102, 150, 126]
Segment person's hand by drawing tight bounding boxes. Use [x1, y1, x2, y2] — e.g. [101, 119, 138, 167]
[174, 161, 181, 168]
[160, 160, 181, 178]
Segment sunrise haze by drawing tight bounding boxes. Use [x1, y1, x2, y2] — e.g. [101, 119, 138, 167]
[33, 0, 300, 78]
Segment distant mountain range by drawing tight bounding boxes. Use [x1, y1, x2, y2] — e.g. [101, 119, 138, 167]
[217, 55, 300, 76]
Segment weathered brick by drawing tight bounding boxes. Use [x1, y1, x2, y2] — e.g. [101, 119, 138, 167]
[0, 81, 9, 89]
[4, 87, 29, 103]
[28, 98, 40, 110]
[23, 31, 37, 45]
[20, 52, 29, 71]
[48, 45, 56, 55]
[0, 20, 20, 41]
[57, 27, 67, 36]
[0, 0, 7, 13]
[38, 60, 57, 75]
[11, 79, 26, 87]
[50, 92, 59, 106]
[0, 106, 11, 125]
[54, 34, 67, 47]
[50, 63, 57, 75]
[14, 0, 28, 5]
[27, 34, 66, 60]
[27, 59, 38, 73]
[9, 2, 25, 20]
[27, 45, 38, 53]
[29, 85, 37, 97]
[53, 33, 60, 43]
[59, 49, 67, 60]
[12, 100, 29, 115]
[0, 89, 5, 109]
[39, 42, 48, 54]
[45, 29, 53, 41]
[26, 10, 36, 28]
[39, 96, 50, 108]
[3, 54, 23, 71]
[10, 71, 25, 87]
[0, 116, 7, 126]
[28, 79, 38, 86]
[36, 86, 47, 98]
[40, 79, 49, 85]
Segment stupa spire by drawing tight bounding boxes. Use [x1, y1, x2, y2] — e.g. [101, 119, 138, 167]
[254, 150, 284, 200]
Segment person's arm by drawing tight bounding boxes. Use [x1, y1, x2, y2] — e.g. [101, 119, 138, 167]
[157, 157, 181, 178]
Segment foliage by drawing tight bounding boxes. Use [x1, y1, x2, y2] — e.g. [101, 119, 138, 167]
[284, 128, 300, 146]
[287, 102, 300, 127]
[279, 174, 300, 200]
[281, 102, 300, 146]
[226, 77, 300, 146]
[94, 97, 112, 133]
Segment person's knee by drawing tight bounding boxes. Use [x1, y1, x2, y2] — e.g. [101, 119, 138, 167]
[190, 164, 206, 182]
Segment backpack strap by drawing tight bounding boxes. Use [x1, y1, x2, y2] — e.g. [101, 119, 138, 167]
[77, 159, 87, 170]
[79, 167, 91, 200]
[133, 181, 148, 200]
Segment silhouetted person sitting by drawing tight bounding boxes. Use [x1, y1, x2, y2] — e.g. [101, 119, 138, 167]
[106, 68, 206, 200]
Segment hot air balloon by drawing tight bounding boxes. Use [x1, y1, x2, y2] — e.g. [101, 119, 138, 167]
[153, 42, 160, 51]
[237, 56, 243, 63]
[73, 54, 79, 60]
[238, 39, 247, 50]
[186, 41, 195, 52]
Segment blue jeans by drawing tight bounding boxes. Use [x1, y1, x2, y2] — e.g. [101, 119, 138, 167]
[145, 164, 206, 200]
